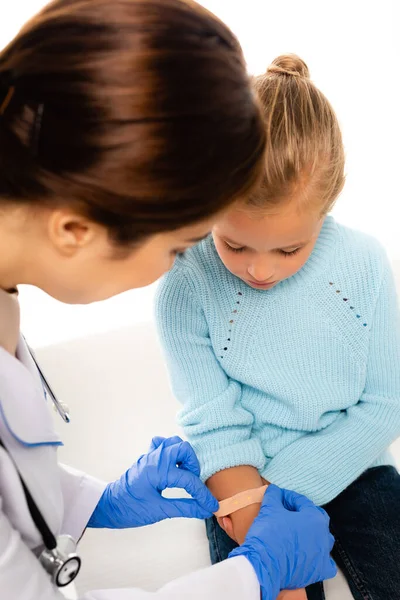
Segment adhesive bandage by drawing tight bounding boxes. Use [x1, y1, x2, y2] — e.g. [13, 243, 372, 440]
[214, 484, 269, 518]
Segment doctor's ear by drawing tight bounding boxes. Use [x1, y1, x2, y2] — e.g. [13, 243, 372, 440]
[47, 210, 100, 256]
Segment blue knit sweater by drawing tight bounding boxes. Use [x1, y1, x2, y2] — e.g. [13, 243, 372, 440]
[155, 217, 400, 505]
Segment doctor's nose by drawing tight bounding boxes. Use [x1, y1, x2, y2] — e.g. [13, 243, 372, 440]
[247, 259, 275, 283]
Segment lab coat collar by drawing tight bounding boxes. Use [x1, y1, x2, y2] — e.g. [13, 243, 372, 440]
[0, 341, 62, 447]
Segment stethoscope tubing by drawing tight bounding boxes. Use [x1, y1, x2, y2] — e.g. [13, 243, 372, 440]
[25, 341, 71, 423]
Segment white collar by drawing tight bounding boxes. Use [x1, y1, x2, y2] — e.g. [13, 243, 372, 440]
[0, 338, 62, 446]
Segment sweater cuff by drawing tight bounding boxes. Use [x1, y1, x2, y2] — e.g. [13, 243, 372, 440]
[262, 449, 398, 507]
[196, 438, 266, 482]
[261, 460, 331, 506]
[261, 460, 326, 505]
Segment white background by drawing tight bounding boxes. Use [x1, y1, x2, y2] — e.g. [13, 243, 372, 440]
[1, 0, 398, 347]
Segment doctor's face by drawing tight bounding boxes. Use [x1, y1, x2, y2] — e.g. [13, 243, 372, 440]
[13, 207, 215, 304]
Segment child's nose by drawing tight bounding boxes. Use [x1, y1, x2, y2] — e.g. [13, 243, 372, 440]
[247, 260, 275, 282]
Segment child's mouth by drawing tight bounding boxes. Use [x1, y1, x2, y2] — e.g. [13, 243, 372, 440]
[246, 279, 277, 289]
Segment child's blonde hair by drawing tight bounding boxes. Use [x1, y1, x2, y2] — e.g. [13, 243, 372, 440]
[249, 54, 345, 214]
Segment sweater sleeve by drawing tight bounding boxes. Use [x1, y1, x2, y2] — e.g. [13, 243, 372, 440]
[262, 254, 400, 506]
[155, 268, 266, 481]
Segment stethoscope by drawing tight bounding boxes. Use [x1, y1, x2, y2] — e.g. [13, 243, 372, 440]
[0, 343, 81, 587]
[27, 343, 71, 424]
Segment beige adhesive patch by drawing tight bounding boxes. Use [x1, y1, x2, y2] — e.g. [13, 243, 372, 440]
[214, 484, 269, 518]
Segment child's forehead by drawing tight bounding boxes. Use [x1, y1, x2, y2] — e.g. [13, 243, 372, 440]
[214, 204, 322, 250]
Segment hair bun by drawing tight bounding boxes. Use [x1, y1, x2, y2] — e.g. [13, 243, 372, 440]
[266, 54, 310, 79]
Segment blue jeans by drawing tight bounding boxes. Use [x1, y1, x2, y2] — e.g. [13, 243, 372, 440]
[205, 466, 400, 600]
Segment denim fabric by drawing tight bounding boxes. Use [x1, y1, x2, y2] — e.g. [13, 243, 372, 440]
[205, 467, 400, 600]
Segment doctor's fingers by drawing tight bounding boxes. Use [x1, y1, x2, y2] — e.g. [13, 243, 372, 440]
[280, 488, 329, 523]
[164, 466, 219, 514]
[283, 492, 332, 535]
[167, 440, 201, 477]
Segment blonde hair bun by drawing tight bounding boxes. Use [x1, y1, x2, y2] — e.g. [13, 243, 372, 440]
[267, 54, 310, 79]
[251, 53, 345, 214]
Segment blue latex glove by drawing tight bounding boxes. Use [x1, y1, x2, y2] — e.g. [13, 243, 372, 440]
[88, 436, 218, 528]
[229, 485, 337, 599]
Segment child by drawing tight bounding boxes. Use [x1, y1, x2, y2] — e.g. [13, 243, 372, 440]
[155, 55, 400, 600]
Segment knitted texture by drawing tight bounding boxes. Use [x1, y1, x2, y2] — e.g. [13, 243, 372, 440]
[155, 217, 400, 505]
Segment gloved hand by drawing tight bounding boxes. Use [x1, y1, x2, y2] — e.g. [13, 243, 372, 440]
[229, 485, 336, 600]
[88, 436, 219, 528]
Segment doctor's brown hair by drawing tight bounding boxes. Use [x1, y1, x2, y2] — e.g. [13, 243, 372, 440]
[0, 0, 265, 245]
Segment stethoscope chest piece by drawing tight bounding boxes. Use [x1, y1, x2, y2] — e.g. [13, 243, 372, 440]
[39, 535, 81, 587]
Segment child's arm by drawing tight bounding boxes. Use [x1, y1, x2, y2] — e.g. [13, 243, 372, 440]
[156, 269, 307, 599]
[208, 468, 307, 600]
[155, 269, 266, 483]
[207, 466, 264, 544]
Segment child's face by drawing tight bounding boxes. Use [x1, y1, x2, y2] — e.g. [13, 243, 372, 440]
[213, 201, 323, 290]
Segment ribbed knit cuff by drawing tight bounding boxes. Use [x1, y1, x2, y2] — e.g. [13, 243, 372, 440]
[370, 450, 396, 470]
[262, 449, 397, 506]
[261, 461, 333, 506]
[197, 438, 266, 482]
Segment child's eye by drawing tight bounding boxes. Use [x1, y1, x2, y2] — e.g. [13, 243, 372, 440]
[224, 242, 245, 253]
[279, 247, 301, 257]
[171, 249, 186, 257]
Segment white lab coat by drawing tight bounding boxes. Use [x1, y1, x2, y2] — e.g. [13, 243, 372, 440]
[0, 339, 260, 600]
